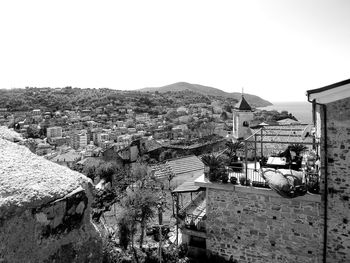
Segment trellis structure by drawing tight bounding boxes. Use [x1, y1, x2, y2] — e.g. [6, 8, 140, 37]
[242, 125, 319, 182]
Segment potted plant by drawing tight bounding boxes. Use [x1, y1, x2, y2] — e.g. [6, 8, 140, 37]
[221, 170, 229, 184]
[230, 176, 238, 185]
[239, 176, 251, 186]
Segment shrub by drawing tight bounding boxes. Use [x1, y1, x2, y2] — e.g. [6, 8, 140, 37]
[221, 172, 229, 183]
[230, 176, 237, 185]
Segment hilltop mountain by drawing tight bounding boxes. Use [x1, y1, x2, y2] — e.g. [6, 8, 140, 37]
[139, 82, 272, 107]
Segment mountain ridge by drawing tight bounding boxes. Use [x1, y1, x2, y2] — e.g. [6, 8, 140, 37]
[139, 82, 272, 107]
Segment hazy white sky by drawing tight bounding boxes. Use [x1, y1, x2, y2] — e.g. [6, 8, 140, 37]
[0, 0, 349, 102]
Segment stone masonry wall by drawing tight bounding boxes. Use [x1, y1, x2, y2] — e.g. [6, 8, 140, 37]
[323, 97, 350, 262]
[0, 185, 102, 263]
[206, 187, 323, 263]
[0, 137, 102, 263]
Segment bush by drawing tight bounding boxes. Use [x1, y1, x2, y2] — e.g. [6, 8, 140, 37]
[221, 173, 229, 183]
[230, 176, 237, 185]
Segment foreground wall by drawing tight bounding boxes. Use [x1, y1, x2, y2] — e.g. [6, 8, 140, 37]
[0, 186, 102, 263]
[0, 137, 102, 263]
[321, 97, 350, 262]
[196, 177, 323, 263]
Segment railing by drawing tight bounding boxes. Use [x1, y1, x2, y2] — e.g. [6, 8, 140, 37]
[184, 213, 206, 233]
[178, 192, 206, 233]
[305, 171, 320, 194]
[228, 165, 320, 194]
[178, 192, 205, 215]
[227, 165, 268, 187]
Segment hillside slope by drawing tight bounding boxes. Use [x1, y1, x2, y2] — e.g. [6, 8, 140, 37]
[140, 82, 272, 107]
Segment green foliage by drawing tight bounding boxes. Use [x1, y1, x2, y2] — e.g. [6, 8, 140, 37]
[84, 166, 96, 181]
[201, 154, 224, 182]
[224, 141, 243, 165]
[121, 187, 159, 248]
[254, 109, 298, 123]
[27, 125, 41, 138]
[239, 176, 251, 186]
[97, 163, 118, 182]
[289, 143, 308, 156]
[117, 209, 136, 250]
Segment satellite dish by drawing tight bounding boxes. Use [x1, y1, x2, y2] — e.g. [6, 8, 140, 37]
[301, 125, 313, 140]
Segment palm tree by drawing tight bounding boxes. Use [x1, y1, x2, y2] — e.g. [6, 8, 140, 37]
[224, 141, 244, 164]
[201, 154, 223, 182]
[289, 143, 308, 157]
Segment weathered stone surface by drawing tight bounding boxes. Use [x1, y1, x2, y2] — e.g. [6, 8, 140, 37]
[0, 136, 102, 262]
[204, 186, 322, 263]
[321, 97, 350, 262]
[0, 138, 89, 219]
[0, 126, 23, 142]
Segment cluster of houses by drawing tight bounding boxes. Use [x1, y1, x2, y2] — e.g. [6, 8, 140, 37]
[0, 99, 237, 169]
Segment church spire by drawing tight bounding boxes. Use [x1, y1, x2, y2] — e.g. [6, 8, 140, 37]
[235, 91, 252, 111]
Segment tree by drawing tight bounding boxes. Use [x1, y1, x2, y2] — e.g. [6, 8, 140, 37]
[27, 125, 40, 138]
[224, 141, 244, 165]
[289, 143, 307, 157]
[122, 188, 158, 248]
[96, 163, 116, 183]
[117, 208, 137, 250]
[84, 166, 96, 181]
[201, 154, 224, 182]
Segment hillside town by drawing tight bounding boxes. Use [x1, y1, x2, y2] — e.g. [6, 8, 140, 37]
[1, 78, 349, 263]
[0, 86, 297, 168]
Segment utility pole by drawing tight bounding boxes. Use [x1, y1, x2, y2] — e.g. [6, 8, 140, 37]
[157, 195, 164, 263]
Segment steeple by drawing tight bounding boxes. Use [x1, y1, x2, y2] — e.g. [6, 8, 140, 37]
[235, 94, 252, 111]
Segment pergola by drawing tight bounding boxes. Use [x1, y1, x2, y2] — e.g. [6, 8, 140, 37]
[242, 125, 319, 181]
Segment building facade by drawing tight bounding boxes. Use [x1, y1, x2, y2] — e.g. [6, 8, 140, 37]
[307, 79, 350, 262]
[47, 126, 63, 139]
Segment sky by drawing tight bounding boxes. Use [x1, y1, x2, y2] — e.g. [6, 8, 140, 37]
[0, 0, 349, 102]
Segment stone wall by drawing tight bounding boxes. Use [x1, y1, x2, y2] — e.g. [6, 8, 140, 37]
[0, 136, 102, 263]
[197, 179, 323, 263]
[0, 186, 102, 263]
[323, 97, 350, 262]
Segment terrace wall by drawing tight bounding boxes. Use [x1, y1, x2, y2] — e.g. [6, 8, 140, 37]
[196, 177, 323, 263]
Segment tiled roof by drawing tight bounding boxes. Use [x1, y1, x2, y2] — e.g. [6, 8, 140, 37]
[144, 139, 162, 152]
[235, 95, 252, 111]
[277, 118, 300, 125]
[51, 150, 81, 162]
[150, 163, 173, 178]
[172, 180, 202, 193]
[150, 155, 204, 178]
[167, 155, 204, 175]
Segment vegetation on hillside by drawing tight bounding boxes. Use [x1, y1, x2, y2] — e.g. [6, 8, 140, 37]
[140, 82, 272, 107]
[0, 87, 235, 113]
[253, 109, 299, 123]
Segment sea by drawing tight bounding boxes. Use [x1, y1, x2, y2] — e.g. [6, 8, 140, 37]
[257, 101, 312, 124]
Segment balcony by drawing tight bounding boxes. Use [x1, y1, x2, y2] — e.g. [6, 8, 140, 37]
[176, 191, 207, 235]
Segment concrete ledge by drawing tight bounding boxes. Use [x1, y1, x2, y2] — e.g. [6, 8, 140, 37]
[194, 174, 321, 203]
[182, 228, 207, 239]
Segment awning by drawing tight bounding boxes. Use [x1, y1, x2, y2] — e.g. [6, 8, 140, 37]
[172, 180, 204, 193]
